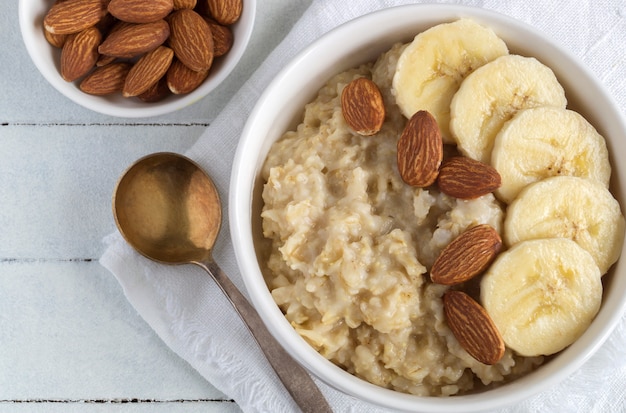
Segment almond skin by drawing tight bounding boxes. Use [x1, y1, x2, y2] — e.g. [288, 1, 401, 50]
[431, 224, 502, 286]
[204, 18, 233, 57]
[108, 0, 174, 23]
[123, 45, 174, 97]
[96, 54, 117, 67]
[60, 26, 102, 81]
[168, 9, 214, 72]
[137, 78, 171, 102]
[79, 62, 131, 95]
[438, 156, 502, 199]
[397, 110, 443, 187]
[43, 26, 67, 48]
[173, 0, 197, 9]
[443, 290, 505, 365]
[207, 0, 242, 25]
[44, 0, 106, 35]
[341, 77, 385, 136]
[166, 59, 209, 94]
[98, 20, 170, 59]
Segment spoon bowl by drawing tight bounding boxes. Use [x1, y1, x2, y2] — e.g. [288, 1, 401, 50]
[112, 152, 332, 413]
[113, 152, 220, 264]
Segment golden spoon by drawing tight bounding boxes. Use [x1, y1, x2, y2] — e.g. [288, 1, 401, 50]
[112, 152, 332, 413]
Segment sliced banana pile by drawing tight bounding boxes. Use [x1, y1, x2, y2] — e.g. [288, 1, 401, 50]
[393, 19, 508, 144]
[451, 54, 567, 164]
[492, 106, 611, 204]
[392, 19, 625, 358]
[504, 176, 624, 275]
[481, 238, 603, 357]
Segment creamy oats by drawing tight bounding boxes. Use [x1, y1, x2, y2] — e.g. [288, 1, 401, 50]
[259, 43, 543, 396]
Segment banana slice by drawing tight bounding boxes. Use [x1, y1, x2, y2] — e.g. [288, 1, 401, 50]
[481, 238, 602, 357]
[505, 176, 625, 274]
[450, 54, 567, 163]
[492, 107, 611, 204]
[392, 19, 508, 143]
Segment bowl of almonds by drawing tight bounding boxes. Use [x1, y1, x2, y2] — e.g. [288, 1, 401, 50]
[229, 4, 626, 412]
[19, 0, 255, 117]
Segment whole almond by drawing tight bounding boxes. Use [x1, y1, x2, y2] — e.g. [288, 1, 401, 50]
[204, 18, 233, 57]
[341, 77, 385, 136]
[138, 78, 171, 102]
[438, 156, 502, 199]
[96, 54, 117, 67]
[431, 224, 502, 285]
[168, 9, 214, 72]
[108, 0, 174, 23]
[123, 45, 174, 97]
[79, 62, 131, 95]
[44, 0, 106, 35]
[166, 59, 209, 94]
[397, 110, 443, 187]
[98, 20, 133, 59]
[43, 26, 67, 48]
[60, 26, 102, 81]
[98, 20, 170, 58]
[207, 0, 242, 25]
[443, 290, 505, 365]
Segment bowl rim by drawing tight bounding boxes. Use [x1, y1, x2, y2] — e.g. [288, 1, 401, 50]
[18, 0, 257, 118]
[230, 4, 626, 412]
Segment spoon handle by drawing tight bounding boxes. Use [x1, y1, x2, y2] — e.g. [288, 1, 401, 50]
[196, 260, 333, 413]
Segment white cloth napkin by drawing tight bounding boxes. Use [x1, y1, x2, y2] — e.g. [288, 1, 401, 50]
[100, 1, 626, 412]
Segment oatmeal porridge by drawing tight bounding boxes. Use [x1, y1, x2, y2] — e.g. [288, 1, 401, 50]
[259, 41, 544, 396]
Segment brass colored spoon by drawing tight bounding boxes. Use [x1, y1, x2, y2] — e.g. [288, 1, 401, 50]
[113, 152, 332, 413]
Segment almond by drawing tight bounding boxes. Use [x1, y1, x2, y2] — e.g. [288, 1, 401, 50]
[79, 62, 131, 95]
[60, 26, 102, 81]
[437, 156, 502, 199]
[341, 77, 385, 136]
[431, 224, 502, 285]
[397, 110, 443, 187]
[173, 0, 197, 9]
[44, 0, 106, 35]
[123, 45, 174, 97]
[138, 78, 171, 102]
[98, 20, 133, 56]
[43, 26, 67, 48]
[98, 20, 170, 58]
[443, 290, 505, 365]
[207, 0, 242, 25]
[168, 9, 214, 72]
[166, 59, 209, 94]
[204, 18, 233, 57]
[96, 54, 117, 67]
[108, 0, 174, 23]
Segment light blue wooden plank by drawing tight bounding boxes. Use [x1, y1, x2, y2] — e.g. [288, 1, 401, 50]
[0, 124, 201, 259]
[0, 260, 228, 402]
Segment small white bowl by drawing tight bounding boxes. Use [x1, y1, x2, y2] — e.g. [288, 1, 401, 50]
[18, 0, 256, 118]
[230, 4, 626, 412]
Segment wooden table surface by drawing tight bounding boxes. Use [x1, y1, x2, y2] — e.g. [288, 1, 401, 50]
[0, 1, 312, 411]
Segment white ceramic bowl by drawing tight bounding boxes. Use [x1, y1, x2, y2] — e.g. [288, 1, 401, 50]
[230, 4, 626, 412]
[18, 0, 255, 118]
